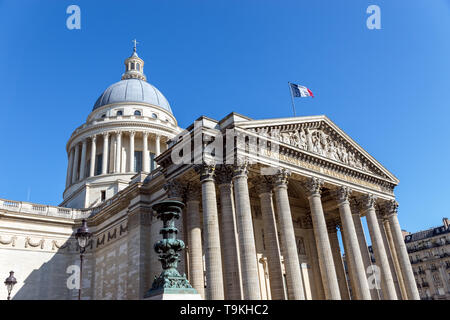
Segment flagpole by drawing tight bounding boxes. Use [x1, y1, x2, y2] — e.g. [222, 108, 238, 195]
[288, 82, 296, 116]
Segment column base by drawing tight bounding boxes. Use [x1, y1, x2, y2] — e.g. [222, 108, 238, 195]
[144, 288, 203, 300]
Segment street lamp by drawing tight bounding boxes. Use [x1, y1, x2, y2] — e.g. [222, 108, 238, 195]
[4, 271, 17, 300]
[75, 219, 91, 300]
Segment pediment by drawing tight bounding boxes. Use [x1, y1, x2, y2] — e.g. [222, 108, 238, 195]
[234, 115, 398, 184]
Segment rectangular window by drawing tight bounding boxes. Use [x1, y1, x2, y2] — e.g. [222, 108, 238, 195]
[101, 190, 106, 201]
[134, 151, 143, 172]
[150, 152, 156, 171]
[95, 154, 103, 175]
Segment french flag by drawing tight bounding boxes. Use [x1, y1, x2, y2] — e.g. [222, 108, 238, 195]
[290, 82, 314, 98]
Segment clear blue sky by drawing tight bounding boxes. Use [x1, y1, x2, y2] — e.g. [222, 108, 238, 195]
[0, 0, 449, 234]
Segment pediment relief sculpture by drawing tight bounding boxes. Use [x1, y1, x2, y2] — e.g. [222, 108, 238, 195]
[254, 124, 383, 177]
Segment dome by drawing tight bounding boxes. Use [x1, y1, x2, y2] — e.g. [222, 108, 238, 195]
[93, 79, 172, 113]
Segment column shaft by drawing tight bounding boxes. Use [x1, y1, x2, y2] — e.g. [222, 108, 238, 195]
[115, 132, 122, 173]
[66, 148, 75, 187]
[89, 136, 96, 177]
[386, 208, 420, 300]
[155, 135, 161, 156]
[71, 143, 80, 183]
[378, 217, 403, 299]
[274, 171, 305, 300]
[304, 178, 340, 300]
[79, 139, 87, 180]
[143, 133, 149, 172]
[102, 133, 109, 175]
[129, 132, 135, 173]
[218, 182, 242, 300]
[259, 190, 285, 300]
[363, 196, 397, 300]
[186, 198, 205, 298]
[336, 188, 371, 300]
[199, 165, 224, 300]
[328, 226, 350, 300]
[233, 166, 261, 300]
[383, 219, 408, 299]
[352, 211, 380, 300]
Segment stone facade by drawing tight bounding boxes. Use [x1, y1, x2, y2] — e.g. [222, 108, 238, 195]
[0, 48, 420, 300]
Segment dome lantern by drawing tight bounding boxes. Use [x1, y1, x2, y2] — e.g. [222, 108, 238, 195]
[121, 39, 146, 81]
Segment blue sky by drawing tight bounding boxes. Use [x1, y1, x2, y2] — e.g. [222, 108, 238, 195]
[0, 0, 449, 234]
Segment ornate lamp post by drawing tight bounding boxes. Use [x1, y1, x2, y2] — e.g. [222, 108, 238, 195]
[144, 200, 198, 299]
[75, 219, 92, 300]
[4, 271, 17, 300]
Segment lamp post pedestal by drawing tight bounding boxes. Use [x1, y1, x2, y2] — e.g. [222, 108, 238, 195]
[143, 200, 202, 300]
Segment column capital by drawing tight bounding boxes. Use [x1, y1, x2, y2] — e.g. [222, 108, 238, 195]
[273, 168, 291, 188]
[163, 179, 186, 200]
[195, 162, 216, 182]
[349, 197, 362, 216]
[81, 139, 87, 145]
[383, 200, 399, 218]
[232, 162, 248, 179]
[335, 186, 352, 205]
[90, 135, 97, 142]
[359, 193, 377, 211]
[302, 177, 324, 197]
[102, 131, 110, 138]
[129, 130, 136, 137]
[143, 131, 149, 138]
[215, 165, 234, 185]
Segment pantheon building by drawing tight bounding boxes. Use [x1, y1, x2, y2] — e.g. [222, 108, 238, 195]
[0, 48, 420, 300]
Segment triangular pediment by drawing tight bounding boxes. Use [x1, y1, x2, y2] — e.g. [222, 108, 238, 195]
[234, 115, 398, 184]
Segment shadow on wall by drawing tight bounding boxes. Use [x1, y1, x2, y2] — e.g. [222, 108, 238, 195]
[5, 238, 95, 300]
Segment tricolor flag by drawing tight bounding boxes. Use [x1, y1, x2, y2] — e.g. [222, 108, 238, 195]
[289, 82, 314, 98]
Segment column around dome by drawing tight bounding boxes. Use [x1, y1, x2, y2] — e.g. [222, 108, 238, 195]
[129, 131, 135, 173]
[102, 132, 109, 175]
[143, 132, 149, 173]
[89, 135, 97, 177]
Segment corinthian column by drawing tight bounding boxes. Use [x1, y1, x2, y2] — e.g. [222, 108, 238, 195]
[71, 143, 80, 183]
[361, 194, 397, 300]
[143, 132, 149, 172]
[255, 176, 285, 300]
[350, 199, 380, 300]
[216, 165, 241, 300]
[185, 182, 205, 299]
[384, 200, 420, 300]
[327, 220, 350, 300]
[303, 177, 340, 300]
[335, 187, 371, 300]
[115, 131, 122, 173]
[273, 169, 305, 300]
[232, 163, 261, 300]
[196, 163, 224, 300]
[66, 147, 75, 187]
[79, 139, 87, 180]
[89, 136, 97, 177]
[102, 132, 109, 175]
[129, 131, 135, 173]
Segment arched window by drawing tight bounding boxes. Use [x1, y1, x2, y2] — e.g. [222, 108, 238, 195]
[136, 63, 140, 71]
[131, 62, 135, 70]
[116, 110, 123, 116]
[101, 114, 106, 118]
[134, 110, 142, 116]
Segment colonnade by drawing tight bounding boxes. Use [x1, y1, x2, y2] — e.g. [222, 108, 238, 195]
[65, 131, 163, 188]
[175, 163, 420, 300]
